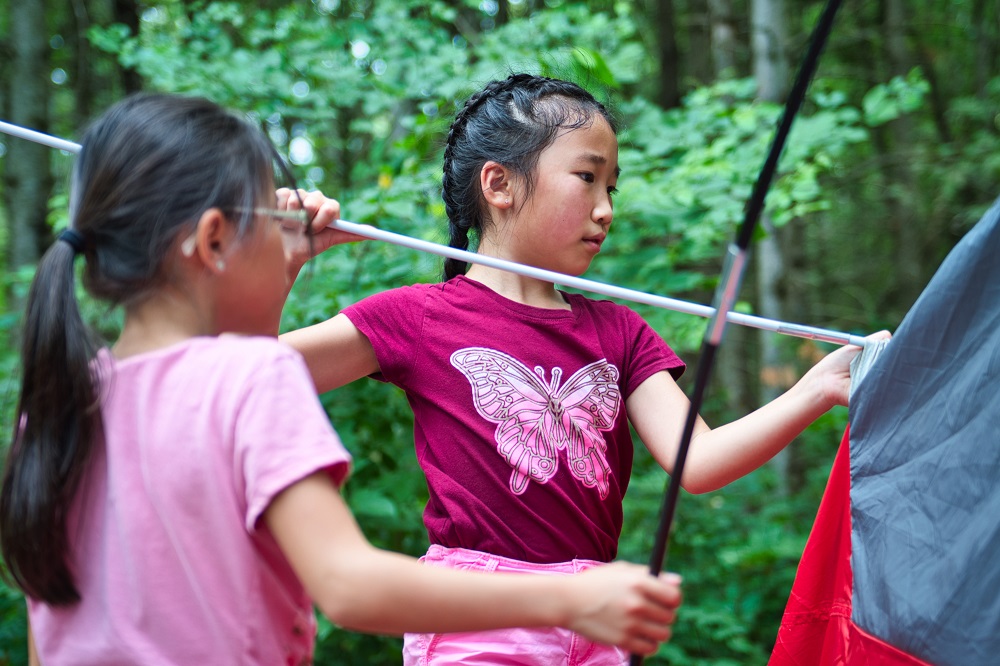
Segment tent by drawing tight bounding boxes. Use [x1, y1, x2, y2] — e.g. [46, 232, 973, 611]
[769, 196, 1000, 665]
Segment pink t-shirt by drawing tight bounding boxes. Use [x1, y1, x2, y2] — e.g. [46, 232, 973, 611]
[342, 276, 684, 563]
[28, 337, 351, 666]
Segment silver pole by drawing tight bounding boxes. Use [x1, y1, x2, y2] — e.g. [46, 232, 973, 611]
[0, 119, 868, 347]
[0, 121, 82, 153]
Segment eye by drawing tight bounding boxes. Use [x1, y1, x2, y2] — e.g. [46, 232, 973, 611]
[578, 172, 595, 183]
[607, 186, 618, 197]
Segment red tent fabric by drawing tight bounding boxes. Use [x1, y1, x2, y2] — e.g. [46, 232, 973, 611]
[769, 428, 929, 666]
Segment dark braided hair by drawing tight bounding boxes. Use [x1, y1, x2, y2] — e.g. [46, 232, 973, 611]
[441, 73, 617, 279]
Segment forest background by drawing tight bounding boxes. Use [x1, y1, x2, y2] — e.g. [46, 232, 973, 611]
[0, 0, 997, 663]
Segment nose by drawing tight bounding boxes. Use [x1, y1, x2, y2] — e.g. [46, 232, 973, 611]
[593, 193, 614, 228]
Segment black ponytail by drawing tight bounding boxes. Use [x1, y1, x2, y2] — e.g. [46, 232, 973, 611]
[1, 239, 98, 604]
[441, 73, 618, 279]
[0, 93, 281, 604]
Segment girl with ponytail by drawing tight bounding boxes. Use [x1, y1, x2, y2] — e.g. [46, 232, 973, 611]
[0, 93, 682, 665]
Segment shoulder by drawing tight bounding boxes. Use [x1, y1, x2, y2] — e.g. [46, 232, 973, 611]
[182, 336, 312, 385]
[110, 336, 304, 373]
[341, 280, 476, 328]
[343, 282, 443, 312]
[564, 292, 644, 325]
[100, 337, 322, 421]
[209, 335, 305, 364]
[563, 293, 684, 375]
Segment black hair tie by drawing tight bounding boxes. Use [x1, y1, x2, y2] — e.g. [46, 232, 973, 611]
[58, 228, 86, 255]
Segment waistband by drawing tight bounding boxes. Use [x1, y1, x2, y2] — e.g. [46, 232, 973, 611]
[422, 544, 604, 574]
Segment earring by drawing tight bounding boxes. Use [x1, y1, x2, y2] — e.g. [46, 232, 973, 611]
[215, 259, 226, 271]
[505, 198, 510, 205]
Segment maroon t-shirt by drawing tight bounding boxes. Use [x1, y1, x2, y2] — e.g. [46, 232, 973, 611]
[342, 276, 685, 563]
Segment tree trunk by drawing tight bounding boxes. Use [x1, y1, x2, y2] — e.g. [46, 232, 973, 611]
[5, 0, 53, 274]
[751, 0, 787, 100]
[68, 0, 94, 124]
[751, 0, 792, 493]
[712, 0, 755, 421]
[653, 0, 681, 108]
[881, 0, 923, 310]
[687, 0, 713, 85]
[496, 0, 510, 27]
[971, 0, 996, 103]
[113, 0, 142, 93]
[708, 0, 738, 77]
[445, 0, 483, 50]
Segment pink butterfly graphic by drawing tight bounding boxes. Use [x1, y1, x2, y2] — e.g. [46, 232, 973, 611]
[450, 347, 621, 499]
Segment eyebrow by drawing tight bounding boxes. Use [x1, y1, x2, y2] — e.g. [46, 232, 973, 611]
[577, 152, 621, 178]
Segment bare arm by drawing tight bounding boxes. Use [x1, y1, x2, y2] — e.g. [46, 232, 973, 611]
[279, 314, 379, 393]
[628, 334, 887, 494]
[264, 473, 682, 655]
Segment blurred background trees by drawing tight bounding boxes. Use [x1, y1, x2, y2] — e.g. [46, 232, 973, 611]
[1, 0, 998, 663]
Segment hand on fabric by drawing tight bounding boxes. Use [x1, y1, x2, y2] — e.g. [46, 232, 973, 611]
[800, 330, 893, 408]
[564, 563, 682, 656]
[277, 188, 368, 278]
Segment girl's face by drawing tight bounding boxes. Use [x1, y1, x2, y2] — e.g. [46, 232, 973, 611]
[214, 193, 298, 336]
[506, 115, 619, 276]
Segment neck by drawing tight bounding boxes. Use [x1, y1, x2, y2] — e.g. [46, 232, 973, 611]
[113, 285, 214, 358]
[464, 264, 569, 309]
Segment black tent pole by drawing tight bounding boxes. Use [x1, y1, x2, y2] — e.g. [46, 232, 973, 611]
[630, 0, 843, 662]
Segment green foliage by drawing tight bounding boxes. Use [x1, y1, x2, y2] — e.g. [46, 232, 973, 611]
[0, 265, 33, 460]
[862, 68, 930, 127]
[3, 0, 999, 664]
[0, 269, 28, 666]
[0, 577, 27, 666]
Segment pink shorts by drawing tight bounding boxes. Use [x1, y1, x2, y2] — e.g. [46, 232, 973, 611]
[402, 545, 628, 666]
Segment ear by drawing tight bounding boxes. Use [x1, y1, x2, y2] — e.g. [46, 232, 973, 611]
[480, 161, 514, 209]
[186, 208, 235, 274]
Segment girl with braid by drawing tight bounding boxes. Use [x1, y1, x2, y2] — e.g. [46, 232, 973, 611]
[1, 93, 682, 665]
[284, 73, 883, 664]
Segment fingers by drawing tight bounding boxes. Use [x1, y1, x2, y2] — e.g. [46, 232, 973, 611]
[276, 187, 294, 211]
[622, 626, 673, 656]
[277, 188, 342, 234]
[653, 571, 683, 609]
[636, 570, 682, 633]
[617, 582, 681, 656]
[630, 626, 674, 656]
[621, 565, 683, 654]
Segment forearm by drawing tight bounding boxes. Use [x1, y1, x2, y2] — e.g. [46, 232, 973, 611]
[315, 546, 571, 635]
[271, 476, 572, 634]
[681, 377, 831, 493]
[268, 474, 679, 652]
[265, 475, 572, 634]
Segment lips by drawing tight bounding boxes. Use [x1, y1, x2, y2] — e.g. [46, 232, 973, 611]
[583, 234, 606, 252]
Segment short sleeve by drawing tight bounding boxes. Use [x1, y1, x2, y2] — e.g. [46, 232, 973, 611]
[622, 307, 686, 395]
[341, 285, 428, 384]
[235, 349, 352, 532]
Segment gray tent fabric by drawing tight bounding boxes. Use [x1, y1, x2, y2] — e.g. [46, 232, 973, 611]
[848, 337, 890, 399]
[848, 196, 1000, 665]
